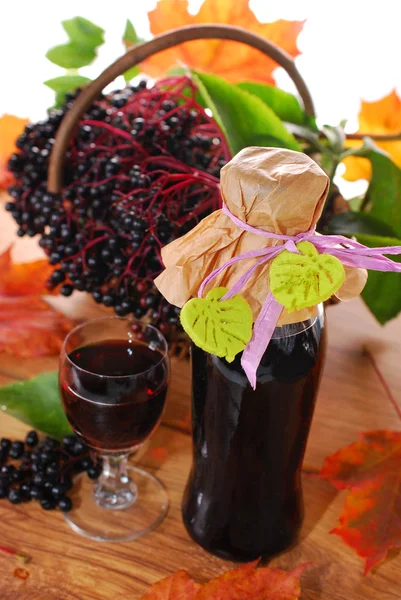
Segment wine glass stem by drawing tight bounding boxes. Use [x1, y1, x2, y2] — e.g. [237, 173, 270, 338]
[93, 453, 138, 510]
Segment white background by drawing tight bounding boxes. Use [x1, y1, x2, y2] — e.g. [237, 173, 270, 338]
[0, 0, 399, 195]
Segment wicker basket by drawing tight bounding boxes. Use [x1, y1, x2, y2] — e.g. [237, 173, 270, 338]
[46, 24, 316, 354]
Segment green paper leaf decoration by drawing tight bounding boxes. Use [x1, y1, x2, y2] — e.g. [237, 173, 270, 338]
[180, 287, 253, 362]
[192, 71, 301, 155]
[0, 372, 72, 439]
[270, 241, 345, 311]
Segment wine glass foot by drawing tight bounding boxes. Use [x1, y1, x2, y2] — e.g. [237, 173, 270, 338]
[63, 466, 169, 542]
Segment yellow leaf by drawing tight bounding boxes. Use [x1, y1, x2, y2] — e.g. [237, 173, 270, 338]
[0, 114, 29, 190]
[142, 0, 304, 84]
[342, 90, 401, 181]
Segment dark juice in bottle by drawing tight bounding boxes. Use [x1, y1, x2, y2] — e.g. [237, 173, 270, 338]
[182, 307, 326, 561]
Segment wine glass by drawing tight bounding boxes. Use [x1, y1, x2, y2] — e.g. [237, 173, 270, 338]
[59, 316, 170, 542]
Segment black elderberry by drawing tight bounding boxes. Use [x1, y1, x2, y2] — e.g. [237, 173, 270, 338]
[40, 497, 57, 510]
[8, 488, 22, 504]
[11, 469, 24, 483]
[87, 465, 102, 480]
[71, 440, 87, 456]
[30, 485, 44, 500]
[50, 483, 66, 498]
[33, 472, 46, 487]
[20, 482, 32, 499]
[49, 252, 62, 265]
[58, 496, 73, 512]
[9, 441, 24, 459]
[46, 463, 60, 478]
[92, 290, 103, 303]
[49, 270, 65, 285]
[1, 464, 15, 477]
[1, 438, 11, 453]
[102, 294, 115, 307]
[60, 284, 74, 297]
[62, 434, 77, 450]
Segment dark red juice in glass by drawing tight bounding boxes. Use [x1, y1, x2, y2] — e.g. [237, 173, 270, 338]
[60, 340, 167, 452]
[182, 309, 326, 561]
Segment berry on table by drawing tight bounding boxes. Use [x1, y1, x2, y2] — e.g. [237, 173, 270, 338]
[58, 496, 73, 512]
[8, 488, 22, 504]
[9, 441, 24, 459]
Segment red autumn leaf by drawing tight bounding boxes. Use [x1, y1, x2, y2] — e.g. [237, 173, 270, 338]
[142, 0, 304, 85]
[141, 570, 200, 600]
[319, 430, 401, 573]
[140, 562, 308, 600]
[197, 562, 308, 600]
[0, 246, 55, 296]
[0, 247, 74, 357]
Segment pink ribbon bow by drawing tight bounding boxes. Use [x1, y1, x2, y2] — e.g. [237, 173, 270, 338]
[198, 203, 401, 389]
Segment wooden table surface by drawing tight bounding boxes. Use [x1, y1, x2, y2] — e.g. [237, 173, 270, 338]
[1, 208, 401, 599]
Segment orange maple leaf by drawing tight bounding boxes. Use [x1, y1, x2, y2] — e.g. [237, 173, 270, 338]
[140, 562, 308, 600]
[319, 430, 401, 573]
[141, 0, 304, 84]
[0, 247, 74, 357]
[342, 90, 401, 181]
[0, 114, 29, 190]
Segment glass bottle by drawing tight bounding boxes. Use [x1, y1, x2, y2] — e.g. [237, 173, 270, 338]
[182, 304, 326, 561]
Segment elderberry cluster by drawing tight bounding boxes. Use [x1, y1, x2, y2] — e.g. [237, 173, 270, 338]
[0, 431, 101, 511]
[6, 77, 228, 338]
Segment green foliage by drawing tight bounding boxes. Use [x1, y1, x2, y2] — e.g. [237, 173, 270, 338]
[122, 19, 143, 82]
[328, 212, 398, 238]
[45, 16, 104, 103]
[44, 75, 91, 107]
[192, 71, 300, 155]
[46, 43, 97, 69]
[0, 372, 72, 439]
[62, 16, 104, 48]
[328, 189, 401, 324]
[237, 81, 316, 129]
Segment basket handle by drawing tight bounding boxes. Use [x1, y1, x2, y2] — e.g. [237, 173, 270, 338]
[48, 23, 314, 192]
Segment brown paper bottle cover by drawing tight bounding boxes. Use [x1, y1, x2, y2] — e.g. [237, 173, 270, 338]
[154, 147, 367, 326]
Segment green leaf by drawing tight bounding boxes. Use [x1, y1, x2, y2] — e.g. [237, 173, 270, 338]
[192, 71, 301, 155]
[237, 81, 316, 129]
[123, 66, 140, 82]
[44, 74, 91, 94]
[322, 124, 345, 155]
[327, 213, 401, 325]
[328, 212, 398, 238]
[365, 143, 401, 236]
[45, 74, 92, 107]
[122, 20, 143, 82]
[46, 43, 96, 69]
[123, 19, 140, 47]
[357, 234, 401, 325]
[0, 372, 72, 439]
[62, 16, 104, 49]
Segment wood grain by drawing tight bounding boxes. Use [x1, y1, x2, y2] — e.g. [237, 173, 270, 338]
[1, 209, 401, 599]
